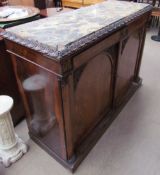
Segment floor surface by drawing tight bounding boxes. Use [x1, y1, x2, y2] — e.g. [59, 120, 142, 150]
[1, 28, 160, 175]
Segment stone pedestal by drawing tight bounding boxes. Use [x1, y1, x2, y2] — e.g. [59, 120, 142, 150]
[0, 95, 28, 167]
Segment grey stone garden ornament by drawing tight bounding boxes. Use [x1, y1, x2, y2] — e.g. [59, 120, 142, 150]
[0, 95, 28, 167]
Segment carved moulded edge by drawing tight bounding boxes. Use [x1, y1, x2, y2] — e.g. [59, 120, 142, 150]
[0, 5, 152, 60]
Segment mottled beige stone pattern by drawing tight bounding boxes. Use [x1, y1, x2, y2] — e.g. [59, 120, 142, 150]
[6, 1, 149, 49]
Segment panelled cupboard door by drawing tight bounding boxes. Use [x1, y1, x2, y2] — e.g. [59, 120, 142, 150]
[72, 52, 113, 145]
[115, 30, 141, 104]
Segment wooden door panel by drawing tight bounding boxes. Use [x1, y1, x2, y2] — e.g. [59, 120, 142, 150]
[72, 52, 112, 145]
[115, 31, 140, 104]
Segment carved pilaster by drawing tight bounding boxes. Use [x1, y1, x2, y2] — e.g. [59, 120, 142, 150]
[61, 58, 73, 74]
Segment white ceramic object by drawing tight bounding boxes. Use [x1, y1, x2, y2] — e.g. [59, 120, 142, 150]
[0, 95, 28, 167]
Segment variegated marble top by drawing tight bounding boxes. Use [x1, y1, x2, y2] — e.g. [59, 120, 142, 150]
[1, 1, 152, 60]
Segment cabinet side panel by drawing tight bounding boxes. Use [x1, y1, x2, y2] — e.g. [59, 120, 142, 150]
[11, 55, 67, 159]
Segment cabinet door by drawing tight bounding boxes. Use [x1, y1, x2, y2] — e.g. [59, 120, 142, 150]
[115, 30, 141, 105]
[72, 52, 112, 146]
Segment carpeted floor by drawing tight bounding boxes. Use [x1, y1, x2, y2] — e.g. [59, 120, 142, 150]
[1, 28, 160, 175]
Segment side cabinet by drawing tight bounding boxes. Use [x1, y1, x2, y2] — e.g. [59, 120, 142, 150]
[4, 11, 150, 171]
[115, 26, 146, 105]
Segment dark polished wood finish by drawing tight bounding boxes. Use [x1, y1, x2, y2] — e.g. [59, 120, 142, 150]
[4, 11, 151, 171]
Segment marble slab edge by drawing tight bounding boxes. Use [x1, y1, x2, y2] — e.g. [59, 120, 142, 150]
[0, 5, 152, 61]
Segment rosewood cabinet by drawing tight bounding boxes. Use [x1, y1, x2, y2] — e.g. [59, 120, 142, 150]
[1, 1, 152, 171]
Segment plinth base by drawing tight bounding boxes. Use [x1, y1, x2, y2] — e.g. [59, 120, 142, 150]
[0, 136, 28, 167]
[151, 35, 160, 42]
